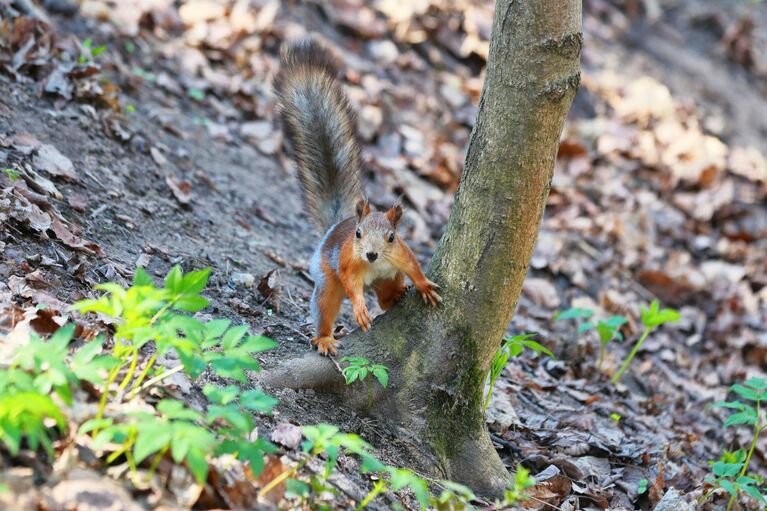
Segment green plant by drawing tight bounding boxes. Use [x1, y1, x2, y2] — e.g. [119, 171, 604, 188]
[501, 464, 536, 506]
[67, 266, 278, 483]
[611, 300, 679, 383]
[79, 38, 107, 63]
[707, 378, 767, 510]
[81, 399, 217, 483]
[0, 325, 116, 457]
[260, 424, 476, 510]
[259, 424, 376, 500]
[556, 307, 627, 370]
[357, 461, 476, 510]
[132, 67, 157, 82]
[637, 478, 648, 495]
[72, 266, 275, 422]
[2, 168, 20, 182]
[187, 87, 206, 101]
[483, 333, 554, 412]
[340, 357, 389, 410]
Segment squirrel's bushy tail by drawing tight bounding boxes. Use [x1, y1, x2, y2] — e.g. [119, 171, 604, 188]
[274, 39, 362, 232]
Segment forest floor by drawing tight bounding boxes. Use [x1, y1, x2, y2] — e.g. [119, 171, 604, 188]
[1, 0, 766, 509]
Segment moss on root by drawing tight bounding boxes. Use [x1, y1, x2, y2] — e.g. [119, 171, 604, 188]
[425, 327, 486, 462]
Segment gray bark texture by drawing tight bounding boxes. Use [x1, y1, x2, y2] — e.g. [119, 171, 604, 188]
[263, 0, 582, 497]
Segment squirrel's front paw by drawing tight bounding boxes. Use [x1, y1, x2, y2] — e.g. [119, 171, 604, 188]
[312, 336, 338, 356]
[353, 304, 372, 332]
[417, 280, 442, 306]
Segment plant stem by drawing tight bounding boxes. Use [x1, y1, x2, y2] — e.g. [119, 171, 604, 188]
[258, 456, 311, 498]
[483, 375, 495, 413]
[147, 445, 169, 482]
[134, 364, 184, 394]
[611, 327, 652, 384]
[149, 301, 173, 325]
[727, 400, 762, 510]
[356, 480, 387, 510]
[127, 352, 158, 399]
[93, 359, 126, 436]
[598, 343, 605, 371]
[739, 401, 761, 478]
[117, 348, 139, 394]
[368, 379, 373, 411]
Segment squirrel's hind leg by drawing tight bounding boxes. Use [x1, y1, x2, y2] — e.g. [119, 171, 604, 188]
[373, 272, 408, 311]
[310, 280, 344, 355]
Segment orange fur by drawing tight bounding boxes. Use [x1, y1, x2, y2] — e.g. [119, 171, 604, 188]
[311, 220, 441, 355]
[372, 273, 407, 310]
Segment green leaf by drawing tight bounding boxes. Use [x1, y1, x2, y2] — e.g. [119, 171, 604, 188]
[596, 322, 616, 344]
[164, 265, 183, 293]
[732, 384, 762, 401]
[78, 418, 113, 434]
[744, 377, 767, 391]
[520, 339, 555, 359]
[577, 322, 596, 334]
[740, 482, 766, 502]
[239, 335, 277, 353]
[372, 366, 389, 388]
[133, 267, 154, 287]
[359, 453, 386, 473]
[438, 479, 477, 501]
[719, 479, 738, 497]
[640, 300, 681, 328]
[506, 342, 524, 358]
[712, 461, 744, 478]
[240, 389, 278, 413]
[286, 478, 310, 498]
[713, 400, 747, 410]
[180, 268, 211, 294]
[171, 435, 192, 464]
[134, 421, 172, 463]
[203, 319, 231, 340]
[188, 87, 206, 101]
[604, 315, 628, 328]
[173, 295, 209, 312]
[725, 411, 757, 427]
[49, 323, 76, 348]
[221, 325, 249, 350]
[157, 399, 203, 421]
[343, 367, 359, 384]
[555, 307, 593, 320]
[203, 384, 240, 405]
[186, 446, 209, 484]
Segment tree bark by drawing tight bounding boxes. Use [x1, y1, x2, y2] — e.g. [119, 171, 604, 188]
[263, 0, 581, 498]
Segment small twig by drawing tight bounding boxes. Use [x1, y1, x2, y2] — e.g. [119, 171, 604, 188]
[329, 356, 344, 376]
[134, 364, 184, 393]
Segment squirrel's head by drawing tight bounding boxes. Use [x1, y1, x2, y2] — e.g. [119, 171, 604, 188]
[353, 199, 403, 264]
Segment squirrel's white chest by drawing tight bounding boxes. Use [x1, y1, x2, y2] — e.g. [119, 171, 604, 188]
[362, 261, 397, 286]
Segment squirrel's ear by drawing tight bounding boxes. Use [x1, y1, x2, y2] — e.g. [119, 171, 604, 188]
[386, 203, 403, 227]
[355, 199, 371, 221]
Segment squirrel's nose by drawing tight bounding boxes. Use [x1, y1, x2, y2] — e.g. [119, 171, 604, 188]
[366, 252, 378, 262]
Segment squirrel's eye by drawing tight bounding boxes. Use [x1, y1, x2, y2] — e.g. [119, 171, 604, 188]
[388, 233, 395, 243]
[355, 229, 361, 239]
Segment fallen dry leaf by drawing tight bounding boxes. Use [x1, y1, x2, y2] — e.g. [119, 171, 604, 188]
[166, 175, 193, 205]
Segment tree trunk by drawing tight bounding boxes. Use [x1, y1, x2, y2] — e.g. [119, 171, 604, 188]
[263, 0, 581, 497]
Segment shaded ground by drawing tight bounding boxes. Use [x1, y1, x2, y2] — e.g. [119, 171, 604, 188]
[1, 0, 766, 509]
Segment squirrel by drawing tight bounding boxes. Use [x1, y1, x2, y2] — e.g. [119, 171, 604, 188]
[274, 39, 442, 355]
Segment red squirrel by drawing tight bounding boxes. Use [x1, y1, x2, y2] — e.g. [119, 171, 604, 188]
[274, 39, 441, 355]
